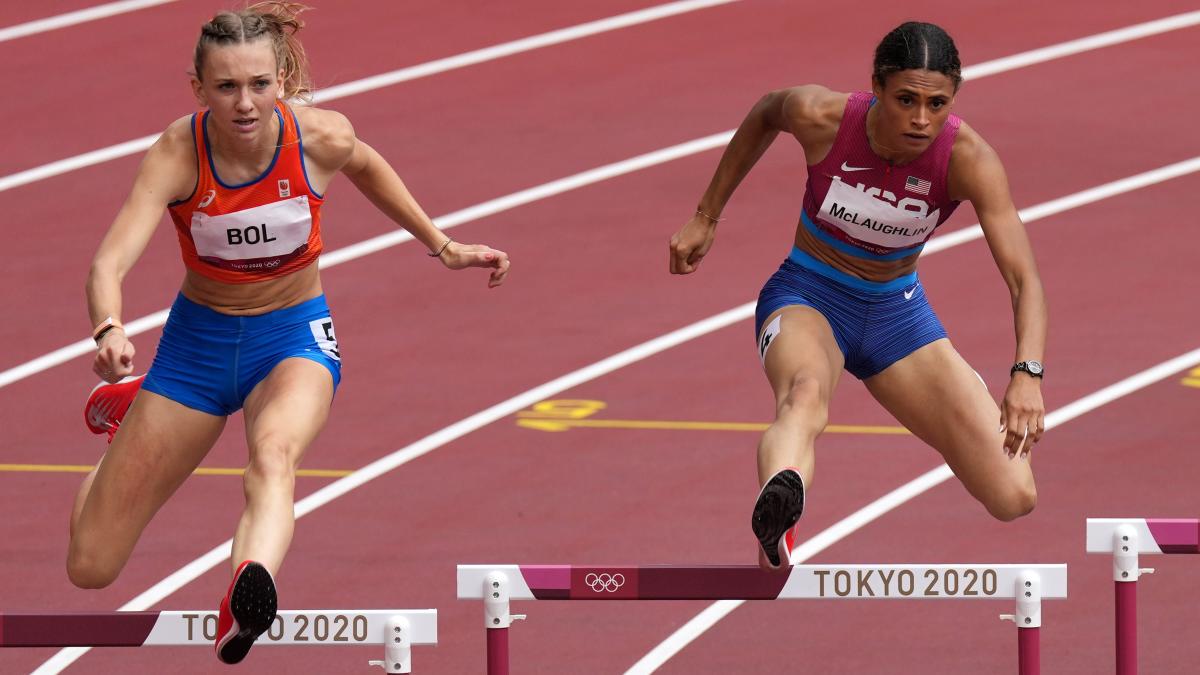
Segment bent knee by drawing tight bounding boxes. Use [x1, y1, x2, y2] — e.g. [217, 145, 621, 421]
[986, 483, 1038, 522]
[245, 436, 301, 486]
[66, 547, 120, 589]
[776, 375, 829, 426]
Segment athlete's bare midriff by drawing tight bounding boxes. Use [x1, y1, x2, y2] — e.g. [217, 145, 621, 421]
[180, 262, 323, 315]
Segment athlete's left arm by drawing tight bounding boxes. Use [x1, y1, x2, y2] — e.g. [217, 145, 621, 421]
[299, 107, 509, 287]
[949, 124, 1047, 456]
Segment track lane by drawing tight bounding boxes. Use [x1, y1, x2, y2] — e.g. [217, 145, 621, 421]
[2, 2, 1200, 667]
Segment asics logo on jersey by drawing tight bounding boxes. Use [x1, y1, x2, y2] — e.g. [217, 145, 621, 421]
[840, 162, 871, 172]
[584, 572, 625, 593]
[197, 190, 217, 208]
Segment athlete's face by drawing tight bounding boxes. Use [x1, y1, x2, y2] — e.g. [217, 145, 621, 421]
[192, 39, 284, 141]
[870, 69, 957, 156]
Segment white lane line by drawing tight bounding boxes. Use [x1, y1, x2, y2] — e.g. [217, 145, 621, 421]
[30, 154, 1200, 673]
[966, 10, 1200, 79]
[0, 0, 176, 43]
[4, 151, 1195, 391]
[0, 0, 738, 193]
[625, 346, 1200, 674]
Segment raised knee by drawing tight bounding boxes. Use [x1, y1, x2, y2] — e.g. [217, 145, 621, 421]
[987, 484, 1037, 522]
[66, 547, 119, 589]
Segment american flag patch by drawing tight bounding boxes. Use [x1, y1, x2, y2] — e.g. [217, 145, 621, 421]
[905, 176, 931, 195]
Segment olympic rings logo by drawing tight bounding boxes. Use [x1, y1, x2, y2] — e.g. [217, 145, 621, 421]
[584, 572, 626, 593]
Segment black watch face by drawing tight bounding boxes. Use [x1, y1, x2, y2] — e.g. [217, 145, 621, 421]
[1027, 361, 1043, 375]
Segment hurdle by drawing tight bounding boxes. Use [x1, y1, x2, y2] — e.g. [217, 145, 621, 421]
[458, 564, 1067, 674]
[1086, 518, 1200, 675]
[0, 609, 437, 673]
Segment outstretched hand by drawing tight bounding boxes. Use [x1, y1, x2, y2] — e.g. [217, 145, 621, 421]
[440, 242, 510, 288]
[1000, 375, 1044, 458]
[669, 214, 718, 274]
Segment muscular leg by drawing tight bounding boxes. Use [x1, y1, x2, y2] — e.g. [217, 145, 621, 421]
[232, 358, 333, 576]
[864, 339, 1036, 521]
[68, 391, 227, 588]
[757, 306, 844, 489]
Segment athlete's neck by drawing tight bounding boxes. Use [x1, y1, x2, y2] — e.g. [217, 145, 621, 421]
[209, 109, 281, 167]
[865, 105, 917, 166]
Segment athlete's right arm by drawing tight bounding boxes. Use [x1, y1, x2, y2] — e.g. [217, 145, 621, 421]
[668, 85, 837, 275]
[87, 117, 195, 382]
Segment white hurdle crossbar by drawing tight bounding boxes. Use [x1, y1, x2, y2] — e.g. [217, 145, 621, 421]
[458, 564, 1067, 674]
[0, 609, 437, 673]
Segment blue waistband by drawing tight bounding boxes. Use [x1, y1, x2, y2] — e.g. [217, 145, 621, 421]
[800, 210, 925, 261]
[787, 247, 917, 294]
[169, 292, 330, 327]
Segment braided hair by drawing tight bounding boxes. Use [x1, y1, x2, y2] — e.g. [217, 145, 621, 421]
[193, 2, 313, 101]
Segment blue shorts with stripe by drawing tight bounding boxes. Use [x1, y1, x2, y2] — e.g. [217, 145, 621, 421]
[754, 247, 947, 380]
[143, 293, 342, 416]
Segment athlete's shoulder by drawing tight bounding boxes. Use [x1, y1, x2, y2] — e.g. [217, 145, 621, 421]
[151, 114, 198, 157]
[948, 121, 1007, 202]
[950, 121, 1001, 170]
[781, 85, 849, 128]
[292, 105, 356, 167]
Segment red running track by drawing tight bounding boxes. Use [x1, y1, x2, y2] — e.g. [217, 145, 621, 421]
[1, 0, 1199, 673]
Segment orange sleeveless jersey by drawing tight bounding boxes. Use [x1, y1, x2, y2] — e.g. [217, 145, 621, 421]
[168, 103, 325, 283]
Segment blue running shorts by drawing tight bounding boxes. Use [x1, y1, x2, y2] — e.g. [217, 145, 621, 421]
[143, 293, 342, 416]
[754, 247, 947, 380]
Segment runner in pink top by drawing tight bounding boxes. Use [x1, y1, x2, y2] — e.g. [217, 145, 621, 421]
[669, 22, 1047, 569]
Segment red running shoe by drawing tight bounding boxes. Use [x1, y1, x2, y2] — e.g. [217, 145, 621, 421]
[215, 561, 278, 665]
[751, 468, 806, 569]
[83, 375, 144, 443]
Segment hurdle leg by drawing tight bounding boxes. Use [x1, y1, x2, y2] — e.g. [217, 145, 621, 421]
[1001, 569, 1042, 675]
[483, 571, 525, 675]
[1112, 524, 1154, 675]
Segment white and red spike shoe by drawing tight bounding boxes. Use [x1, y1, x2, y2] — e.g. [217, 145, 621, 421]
[215, 561, 278, 665]
[83, 375, 145, 443]
[751, 468, 806, 569]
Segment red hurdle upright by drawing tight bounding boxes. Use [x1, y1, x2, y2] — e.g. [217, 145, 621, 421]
[459, 563, 1067, 674]
[1087, 518, 1200, 675]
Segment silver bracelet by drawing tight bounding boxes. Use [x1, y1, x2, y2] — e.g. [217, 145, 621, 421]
[428, 238, 453, 257]
[695, 208, 723, 223]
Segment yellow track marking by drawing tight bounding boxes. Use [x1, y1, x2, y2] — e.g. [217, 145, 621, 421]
[0, 464, 352, 477]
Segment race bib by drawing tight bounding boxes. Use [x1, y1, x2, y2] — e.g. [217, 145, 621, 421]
[817, 179, 939, 250]
[191, 196, 312, 272]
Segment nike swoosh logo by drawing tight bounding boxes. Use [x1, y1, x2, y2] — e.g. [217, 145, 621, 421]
[903, 285, 918, 300]
[840, 162, 871, 172]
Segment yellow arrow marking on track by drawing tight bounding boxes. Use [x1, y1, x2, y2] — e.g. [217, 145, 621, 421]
[0, 464, 352, 478]
[515, 399, 909, 434]
[1182, 367, 1200, 388]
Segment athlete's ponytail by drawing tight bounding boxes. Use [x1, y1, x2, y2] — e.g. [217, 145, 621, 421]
[193, 2, 313, 101]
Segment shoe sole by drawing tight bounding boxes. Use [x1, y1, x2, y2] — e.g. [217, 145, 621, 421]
[216, 563, 278, 665]
[751, 469, 805, 569]
[84, 375, 144, 435]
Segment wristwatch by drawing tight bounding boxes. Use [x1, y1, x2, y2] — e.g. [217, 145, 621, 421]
[1011, 360, 1044, 378]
